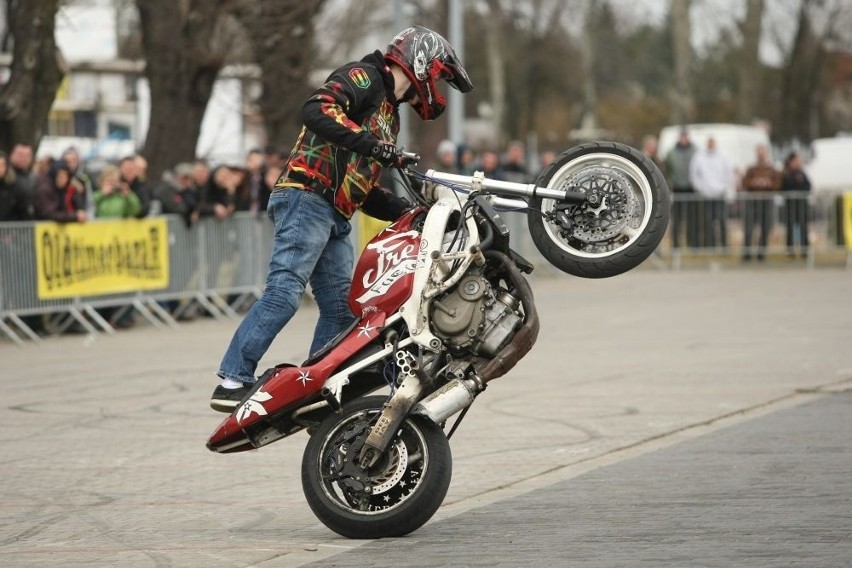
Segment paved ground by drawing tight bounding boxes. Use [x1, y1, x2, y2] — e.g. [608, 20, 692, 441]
[312, 392, 852, 568]
[0, 268, 850, 567]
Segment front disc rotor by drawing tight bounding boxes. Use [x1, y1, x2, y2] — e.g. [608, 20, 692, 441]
[560, 166, 637, 243]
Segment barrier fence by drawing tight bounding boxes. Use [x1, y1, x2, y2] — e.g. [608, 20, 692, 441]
[1, 194, 850, 345]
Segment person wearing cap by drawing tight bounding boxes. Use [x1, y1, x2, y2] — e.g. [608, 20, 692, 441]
[210, 25, 474, 412]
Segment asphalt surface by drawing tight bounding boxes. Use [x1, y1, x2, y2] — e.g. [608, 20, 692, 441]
[1, 268, 850, 567]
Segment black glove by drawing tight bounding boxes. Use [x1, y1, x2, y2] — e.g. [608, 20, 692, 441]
[370, 139, 399, 167]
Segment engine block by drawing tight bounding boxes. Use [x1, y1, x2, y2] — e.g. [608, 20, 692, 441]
[430, 274, 522, 357]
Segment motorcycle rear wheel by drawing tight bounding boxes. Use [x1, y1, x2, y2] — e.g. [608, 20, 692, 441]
[528, 141, 670, 278]
[301, 396, 452, 539]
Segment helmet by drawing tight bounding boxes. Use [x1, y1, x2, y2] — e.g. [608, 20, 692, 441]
[385, 26, 473, 120]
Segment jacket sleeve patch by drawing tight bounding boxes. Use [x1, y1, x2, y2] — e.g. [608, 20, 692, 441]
[348, 67, 372, 89]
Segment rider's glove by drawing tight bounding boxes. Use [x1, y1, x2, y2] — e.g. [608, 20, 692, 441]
[370, 139, 399, 167]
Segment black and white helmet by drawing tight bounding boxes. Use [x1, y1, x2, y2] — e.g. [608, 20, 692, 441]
[385, 26, 473, 120]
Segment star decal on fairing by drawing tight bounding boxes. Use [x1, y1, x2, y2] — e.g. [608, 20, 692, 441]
[236, 389, 273, 423]
[297, 370, 312, 386]
[358, 323, 377, 338]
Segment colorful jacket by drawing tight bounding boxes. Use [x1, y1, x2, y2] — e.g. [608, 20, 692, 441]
[275, 51, 407, 221]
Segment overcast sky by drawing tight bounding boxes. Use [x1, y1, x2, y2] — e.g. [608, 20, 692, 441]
[51, 0, 811, 67]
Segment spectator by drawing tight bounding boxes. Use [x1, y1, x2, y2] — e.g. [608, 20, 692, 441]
[456, 144, 476, 175]
[1, 150, 38, 334]
[193, 159, 211, 194]
[0, 151, 32, 221]
[665, 129, 698, 249]
[539, 150, 557, 171]
[501, 140, 529, 183]
[119, 155, 152, 217]
[155, 163, 200, 227]
[32, 160, 88, 223]
[478, 150, 504, 180]
[780, 152, 811, 259]
[200, 165, 248, 220]
[93, 166, 142, 219]
[245, 148, 271, 214]
[61, 147, 93, 203]
[689, 137, 734, 249]
[741, 145, 781, 261]
[32, 155, 53, 178]
[436, 139, 457, 172]
[9, 143, 35, 195]
[436, 139, 457, 171]
[135, 155, 149, 184]
[264, 146, 284, 171]
[642, 135, 663, 170]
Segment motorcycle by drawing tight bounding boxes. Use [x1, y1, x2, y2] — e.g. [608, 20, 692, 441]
[207, 141, 670, 538]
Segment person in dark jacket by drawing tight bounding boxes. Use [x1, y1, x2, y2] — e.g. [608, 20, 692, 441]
[8, 143, 35, 194]
[156, 163, 200, 227]
[211, 25, 473, 411]
[665, 129, 698, 249]
[0, 151, 32, 221]
[32, 160, 88, 223]
[780, 152, 811, 259]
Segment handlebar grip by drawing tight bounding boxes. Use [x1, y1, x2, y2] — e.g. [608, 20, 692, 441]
[397, 150, 420, 168]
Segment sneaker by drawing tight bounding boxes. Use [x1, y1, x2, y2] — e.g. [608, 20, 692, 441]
[210, 383, 252, 413]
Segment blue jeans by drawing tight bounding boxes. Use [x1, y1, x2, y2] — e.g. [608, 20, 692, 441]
[217, 189, 355, 384]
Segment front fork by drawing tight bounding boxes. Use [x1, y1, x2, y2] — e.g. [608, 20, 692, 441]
[358, 350, 424, 469]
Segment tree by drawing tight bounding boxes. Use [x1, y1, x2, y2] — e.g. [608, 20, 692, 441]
[776, 0, 846, 142]
[669, 0, 693, 124]
[737, 0, 764, 124]
[136, 0, 243, 182]
[235, 0, 327, 151]
[0, 0, 65, 153]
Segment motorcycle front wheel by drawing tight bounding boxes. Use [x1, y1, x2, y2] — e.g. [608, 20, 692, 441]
[528, 141, 670, 278]
[301, 396, 452, 539]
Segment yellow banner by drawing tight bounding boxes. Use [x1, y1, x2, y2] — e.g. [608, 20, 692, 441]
[35, 219, 169, 299]
[843, 193, 852, 251]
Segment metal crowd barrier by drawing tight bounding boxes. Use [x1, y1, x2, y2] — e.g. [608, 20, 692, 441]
[0, 214, 274, 346]
[663, 191, 851, 269]
[1, 196, 849, 346]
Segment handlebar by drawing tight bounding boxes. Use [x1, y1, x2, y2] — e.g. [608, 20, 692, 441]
[423, 169, 586, 205]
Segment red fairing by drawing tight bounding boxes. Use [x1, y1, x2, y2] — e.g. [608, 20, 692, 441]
[348, 209, 423, 317]
[207, 311, 388, 452]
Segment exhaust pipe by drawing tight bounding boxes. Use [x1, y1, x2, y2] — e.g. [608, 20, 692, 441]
[413, 377, 483, 424]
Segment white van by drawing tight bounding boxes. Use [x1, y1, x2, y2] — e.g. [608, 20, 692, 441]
[658, 123, 772, 175]
[805, 137, 852, 195]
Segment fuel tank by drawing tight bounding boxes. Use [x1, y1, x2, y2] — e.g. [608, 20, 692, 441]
[348, 208, 424, 318]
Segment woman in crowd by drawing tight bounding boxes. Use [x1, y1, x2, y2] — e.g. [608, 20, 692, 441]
[780, 152, 811, 259]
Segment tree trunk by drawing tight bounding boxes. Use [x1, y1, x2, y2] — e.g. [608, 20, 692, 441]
[579, 1, 598, 134]
[136, 0, 231, 182]
[737, 0, 764, 124]
[670, 0, 692, 125]
[236, 0, 327, 151]
[778, 2, 823, 142]
[0, 0, 64, 154]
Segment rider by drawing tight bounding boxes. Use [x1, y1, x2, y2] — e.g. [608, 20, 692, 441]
[211, 26, 473, 412]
